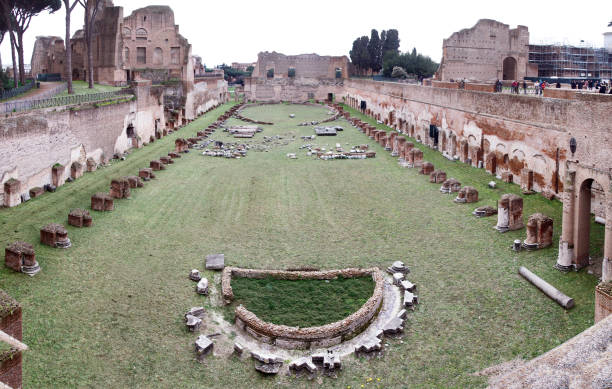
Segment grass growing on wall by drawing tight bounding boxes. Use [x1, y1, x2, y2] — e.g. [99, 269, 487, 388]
[0, 102, 602, 388]
[229, 276, 374, 327]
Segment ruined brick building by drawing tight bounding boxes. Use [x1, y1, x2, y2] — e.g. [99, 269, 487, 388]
[436, 19, 535, 82]
[31, 1, 193, 86]
[30, 36, 66, 77]
[436, 19, 612, 82]
[243, 52, 348, 101]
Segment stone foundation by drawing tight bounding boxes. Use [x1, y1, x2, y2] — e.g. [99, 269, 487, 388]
[222, 267, 384, 349]
[91, 193, 114, 211]
[3, 179, 21, 208]
[594, 283, 611, 323]
[68, 209, 93, 228]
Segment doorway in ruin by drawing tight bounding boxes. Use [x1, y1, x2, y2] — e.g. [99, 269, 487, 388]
[502, 57, 517, 80]
[574, 178, 606, 269]
[126, 124, 135, 138]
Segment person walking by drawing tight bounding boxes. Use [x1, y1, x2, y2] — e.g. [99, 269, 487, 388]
[522, 80, 527, 94]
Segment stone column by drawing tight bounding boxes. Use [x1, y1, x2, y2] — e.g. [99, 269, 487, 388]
[556, 169, 576, 271]
[602, 187, 612, 282]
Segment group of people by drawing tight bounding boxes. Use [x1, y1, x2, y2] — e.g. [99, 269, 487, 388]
[570, 79, 611, 94]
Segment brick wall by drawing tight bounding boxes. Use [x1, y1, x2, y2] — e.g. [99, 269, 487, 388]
[0, 291, 22, 389]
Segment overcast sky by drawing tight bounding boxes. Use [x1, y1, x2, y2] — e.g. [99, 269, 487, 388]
[1, 0, 611, 68]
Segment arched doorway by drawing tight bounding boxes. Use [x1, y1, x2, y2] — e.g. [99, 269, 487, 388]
[502, 57, 517, 80]
[574, 178, 606, 268]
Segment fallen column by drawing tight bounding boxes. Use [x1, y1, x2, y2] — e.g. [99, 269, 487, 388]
[518, 266, 574, 309]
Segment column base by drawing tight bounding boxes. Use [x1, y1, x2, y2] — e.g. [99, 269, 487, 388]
[556, 240, 574, 272]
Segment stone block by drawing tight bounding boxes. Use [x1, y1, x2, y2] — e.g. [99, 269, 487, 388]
[150, 160, 165, 171]
[189, 269, 201, 282]
[160, 156, 173, 165]
[70, 162, 84, 180]
[138, 168, 155, 180]
[419, 162, 434, 175]
[29, 187, 44, 199]
[196, 278, 209, 295]
[168, 152, 181, 159]
[68, 209, 92, 228]
[354, 336, 382, 353]
[455, 186, 479, 203]
[246, 327, 273, 344]
[194, 335, 213, 359]
[440, 178, 461, 194]
[473, 205, 498, 217]
[275, 337, 310, 350]
[52, 164, 65, 187]
[185, 314, 202, 332]
[86, 157, 97, 172]
[109, 178, 131, 199]
[310, 336, 342, 349]
[501, 172, 513, 183]
[125, 176, 143, 189]
[40, 223, 71, 249]
[595, 284, 612, 323]
[5, 241, 39, 275]
[430, 170, 447, 183]
[495, 194, 524, 232]
[521, 168, 534, 194]
[382, 317, 404, 335]
[175, 138, 189, 153]
[3, 179, 21, 208]
[206, 254, 225, 270]
[523, 213, 553, 250]
[91, 193, 114, 212]
[289, 357, 317, 373]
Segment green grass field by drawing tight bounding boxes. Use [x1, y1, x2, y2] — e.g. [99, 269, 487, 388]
[228, 276, 374, 327]
[0, 102, 602, 388]
[58, 80, 123, 96]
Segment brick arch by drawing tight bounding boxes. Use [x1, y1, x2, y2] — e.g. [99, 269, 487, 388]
[557, 162, 612, 281]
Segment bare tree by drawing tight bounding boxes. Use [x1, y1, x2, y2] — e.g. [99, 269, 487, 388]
[63, 0, 79, 94]
[78, 0, 101, 89]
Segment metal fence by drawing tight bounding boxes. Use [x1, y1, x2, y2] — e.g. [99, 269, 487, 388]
[0, 79, 35, 101]
[0, 88, 132, 114]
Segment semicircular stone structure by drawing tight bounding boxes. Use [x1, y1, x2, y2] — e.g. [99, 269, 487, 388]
[222, 267, 385, 349]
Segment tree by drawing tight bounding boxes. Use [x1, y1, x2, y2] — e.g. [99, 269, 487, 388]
[8, 0, 61, 85]
[63, 0, 79, 94]
[382, 29, 400, 57]
[349, 36, 370, 74]
[0, 11, 7, 71]
[78, 0, 102, 88]
[367, 29, 382, 73]
[0, 0, 19, 87]
[382, 48, 438, 79]
[391, 66, 407, 79]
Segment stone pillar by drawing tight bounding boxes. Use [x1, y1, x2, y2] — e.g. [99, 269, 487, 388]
[52, 164, 66, 188]
[557, 169, 576, 271]
[3, 179, 21, 208]
[603, 189, 612, 282]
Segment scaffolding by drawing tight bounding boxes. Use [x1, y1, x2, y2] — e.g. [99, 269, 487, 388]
[529, 41, 612, 80]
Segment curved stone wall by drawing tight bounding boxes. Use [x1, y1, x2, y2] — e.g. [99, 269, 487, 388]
[222, 267, 385, 349]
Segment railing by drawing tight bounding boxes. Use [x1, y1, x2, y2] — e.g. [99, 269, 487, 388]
[0, 79, 35, 101]
[0, 88, 132, 114]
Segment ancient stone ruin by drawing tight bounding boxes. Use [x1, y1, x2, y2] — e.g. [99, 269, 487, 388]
[5, 242, 40, 276]
[40, 223, 71, 249]
[473, 206, 498, 217]
[521, 168, 535, 194]
[70, 162, 84, 180]
[86, 158, 97, 172]
[126, 176, 144, 189]
[138, 168, 156, 181]
[175, 138, 189, 153]
[150, 160, 166, 171]
[68, 209, 93, 228]
[91, 193, 114, 212]
[419, 162, 435, 175]
[29, 187, 44, 199]
[495, 194, 524, 232]
[430, 170, 447, 184]
[523, 213, 553, 250]
[455, 186, 479, 203]
[440, 178, 461, 194]
[109, 178, 131, 199]
[3, 179, 21, 208]
[52, 164, 66, 188]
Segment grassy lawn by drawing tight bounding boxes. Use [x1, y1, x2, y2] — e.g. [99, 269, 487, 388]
[58, 80, 123, 96]
[228, 276, 374, 327]
[0, 102, 601, 388]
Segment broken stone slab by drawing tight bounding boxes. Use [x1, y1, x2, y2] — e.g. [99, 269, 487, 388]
[382, 317, 404, 335]
[354, 336, 382, 353]
[387, 261, 409, 274]
[185, 307, 205, 319]
[196, 278, 209, 295]
[289, 357, 317, 373]
[251, 351, 283, 364]
[404, 291, 419, 308]
[397, 309, 407, 319]
[205, 254, 225, 270]
[400, 280, 416, 292]
[233, 342, 245, 355]
[189, 269, 201, 282]
[185, 314, 202, 332]
[195, 335, 213, 358]
[392, 272, 405, 286]
[255, 361, 282, 375]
